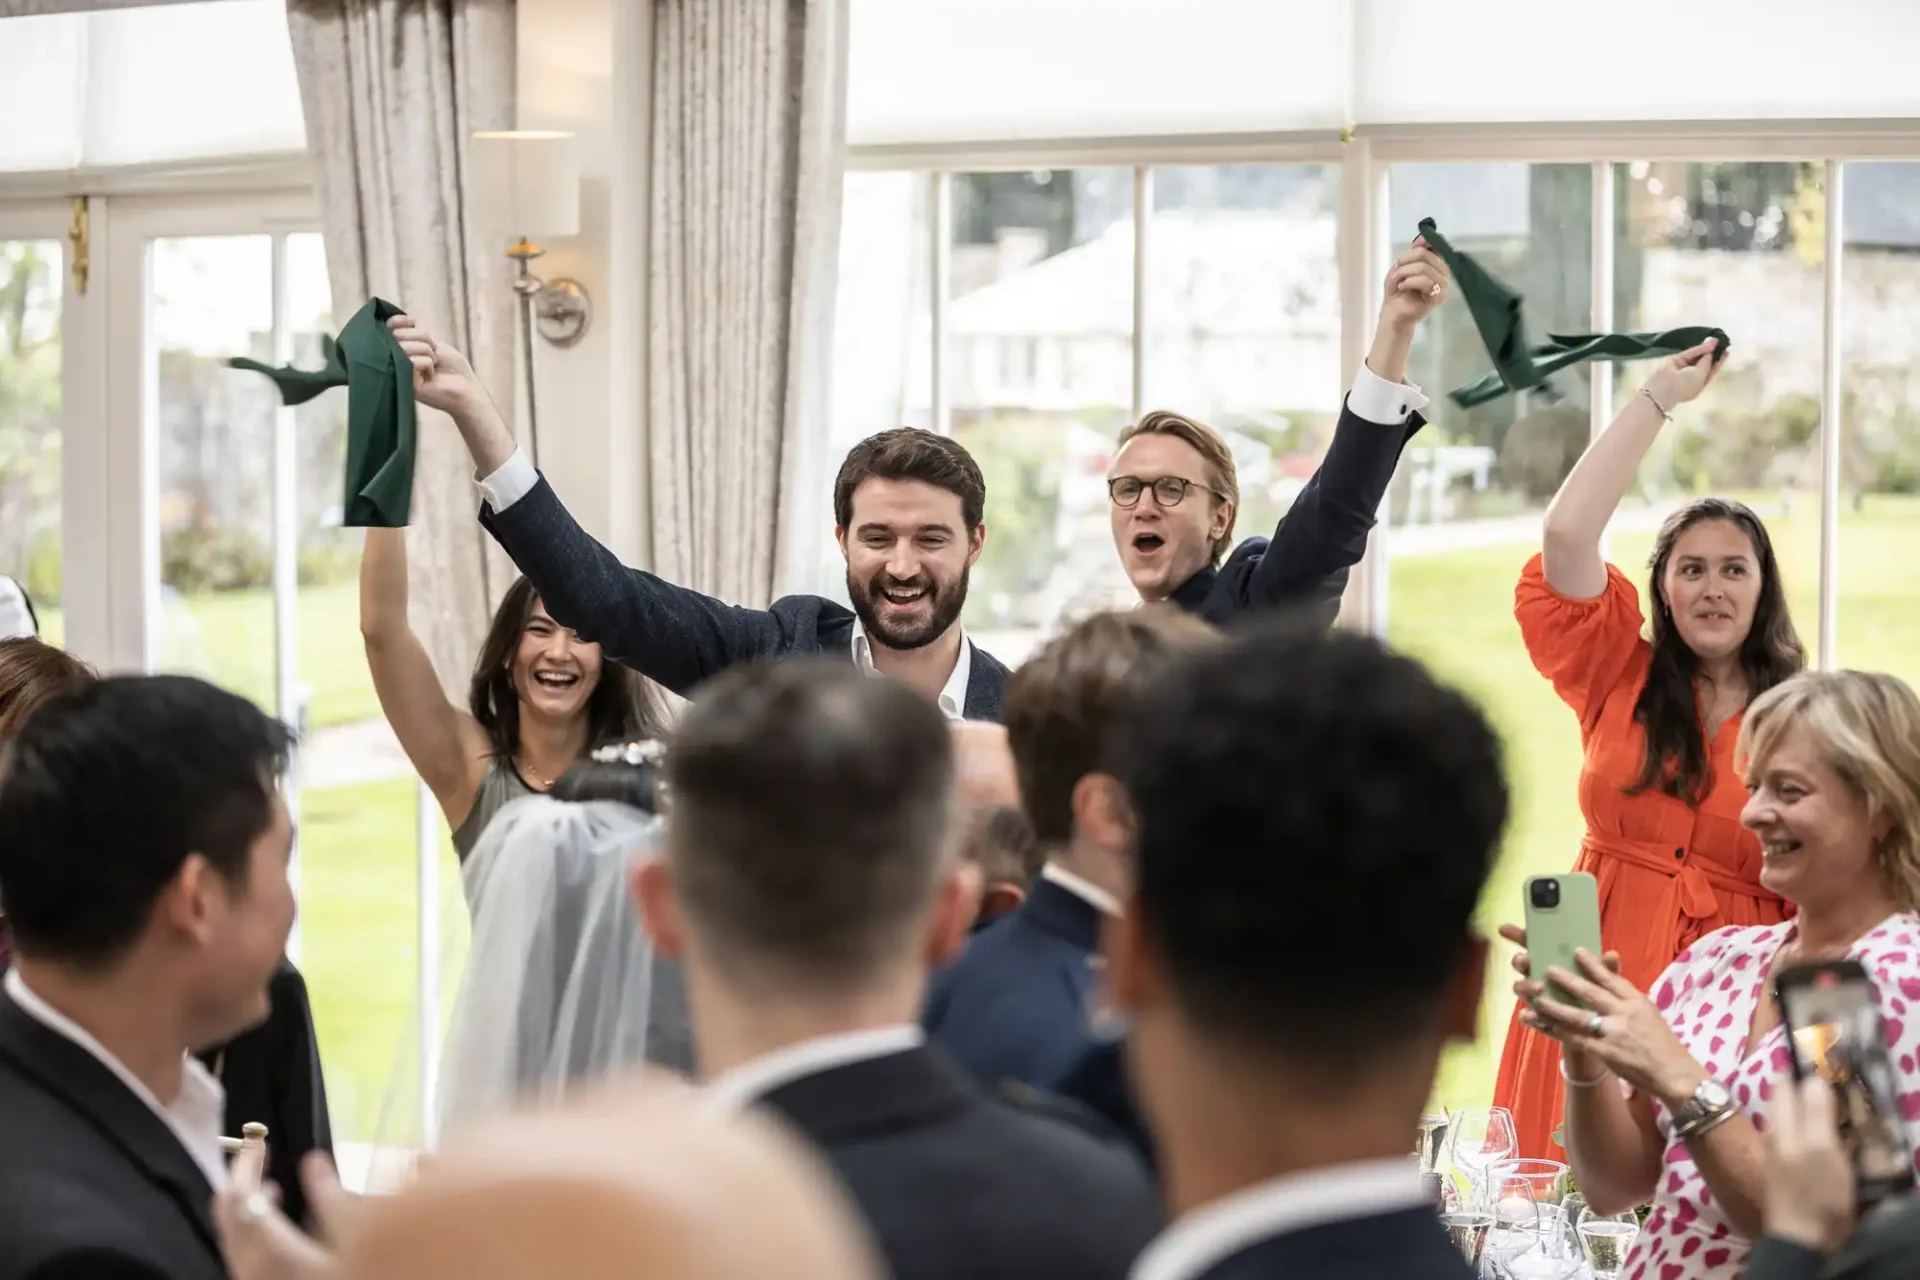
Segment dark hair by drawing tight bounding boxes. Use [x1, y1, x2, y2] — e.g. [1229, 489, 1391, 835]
[665, 658, 953, 995]
[1630, 498, 1805, 803]
[833, 428, 987, 531]
[1006, 608, 1219, 846]
[0, 638, 95, 741]
[0, 675, 294, 968]
[552, 749, 665, 815]
[470, 577, 666, 759]
[1113, 616, 1508, 1061]
[961, 804, 1043, 890]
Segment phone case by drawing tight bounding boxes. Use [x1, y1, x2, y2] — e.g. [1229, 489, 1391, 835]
[1524, 873, 1603, 1010]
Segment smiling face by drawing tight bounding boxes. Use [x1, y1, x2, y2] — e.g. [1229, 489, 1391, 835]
[511, 599, 605, 723]
[1742, 722, 1887, 910]
[838, 476, 981, 651]
[1658, 518, 1763, 662]
[1109, 432, 1233, 602]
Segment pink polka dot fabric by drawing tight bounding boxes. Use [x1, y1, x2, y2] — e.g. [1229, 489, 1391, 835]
[1621, 913, 1920, 1280]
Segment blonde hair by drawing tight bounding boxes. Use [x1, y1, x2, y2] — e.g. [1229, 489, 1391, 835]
[1115, 411, 1240, 566]
[1738, 670, 1920, 911]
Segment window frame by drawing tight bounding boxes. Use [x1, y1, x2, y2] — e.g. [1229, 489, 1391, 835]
[846, 120, 1920, 664]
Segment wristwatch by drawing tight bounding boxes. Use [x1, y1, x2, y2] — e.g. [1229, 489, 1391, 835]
[1670, 1078, 1736, 1141]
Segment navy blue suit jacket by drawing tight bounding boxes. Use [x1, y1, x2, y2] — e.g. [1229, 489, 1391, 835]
[923, 877, 1104, 1092]
[479, 480, 1011, 720]
[1165, 398, 1423, 628]
[1183, 1207, 1473, 1280]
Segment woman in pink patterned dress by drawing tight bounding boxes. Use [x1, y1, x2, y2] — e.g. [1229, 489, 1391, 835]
[1505, 669, 1920, 1280]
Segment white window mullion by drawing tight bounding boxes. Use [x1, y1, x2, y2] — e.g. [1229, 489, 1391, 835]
[929, 171, 951, 436]
[269, 230, 302, 962]
[1131, 164, 1150, 419]
[1818, 159, 1845, 671]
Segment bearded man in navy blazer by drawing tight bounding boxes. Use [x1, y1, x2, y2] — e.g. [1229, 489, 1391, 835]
[1110, 618, 1508, 1280]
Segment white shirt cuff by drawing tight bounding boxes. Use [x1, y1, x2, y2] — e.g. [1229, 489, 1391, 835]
[1347, 361, 1429, 425]
[476, 449, 539, 511]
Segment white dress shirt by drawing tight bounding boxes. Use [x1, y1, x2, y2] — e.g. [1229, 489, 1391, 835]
[852, 620, 973, 721]
[1041, 862, 1123, 918]
[4, 968, 229, 1192]
[1345, 362, 1430, 426]
[703, 1024, 926, 1113]
[476, 447, 541, 512]
[1131, 1158, 1429, 1280]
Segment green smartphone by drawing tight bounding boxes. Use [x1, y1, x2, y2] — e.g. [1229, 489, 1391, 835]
[1523, 873, 1603, 1010]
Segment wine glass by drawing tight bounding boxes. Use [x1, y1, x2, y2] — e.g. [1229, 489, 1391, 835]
[1489, 1181, 1581, 1280]
[1417, 1111, 1451, 1173]
[1576, 1207, 1641, 1280]
[1447, 1107, 1518, 1194]
[1437, 1177, 1495, 1274]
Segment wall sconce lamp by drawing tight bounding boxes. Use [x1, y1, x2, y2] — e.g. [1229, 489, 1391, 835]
[471, 130, 590, 467]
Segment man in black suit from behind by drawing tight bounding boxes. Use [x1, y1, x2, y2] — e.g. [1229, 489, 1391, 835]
[633, 659, 1159, 1280]
[0, 676, 300, 1280]
[1110, 620, 1508, 1280]
[926, 608, 1218, 1098]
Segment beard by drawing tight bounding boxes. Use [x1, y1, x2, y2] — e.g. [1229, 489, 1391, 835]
[848, 565, 969, 651]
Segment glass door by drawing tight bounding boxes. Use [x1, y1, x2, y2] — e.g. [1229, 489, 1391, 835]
[107, 194, 443, 1148]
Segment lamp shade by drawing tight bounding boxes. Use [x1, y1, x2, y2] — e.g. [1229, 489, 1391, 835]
[470, 130, 580, 240]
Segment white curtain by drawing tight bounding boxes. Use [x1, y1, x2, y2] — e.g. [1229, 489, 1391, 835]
[285, 0, 516, 694]
[648, 0, 848, 605]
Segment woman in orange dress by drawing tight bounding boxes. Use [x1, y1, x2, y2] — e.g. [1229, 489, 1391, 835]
[1492, 338, 1807, 1159]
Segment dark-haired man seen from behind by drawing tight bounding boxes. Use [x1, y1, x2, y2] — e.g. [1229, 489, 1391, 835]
[1110, 240, 1449, 625]
[1111, 621, 1508, 1280]
[635, 658, 1158, 1280]
[389, 317, 1010, 719]
[0, 676, 299, 1280]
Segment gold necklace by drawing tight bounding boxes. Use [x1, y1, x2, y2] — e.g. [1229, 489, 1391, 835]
[515, 755, 554, 791]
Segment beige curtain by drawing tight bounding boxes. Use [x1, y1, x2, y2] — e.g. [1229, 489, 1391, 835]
[286, 0, 516, 695]
[649, 0, 848, 605]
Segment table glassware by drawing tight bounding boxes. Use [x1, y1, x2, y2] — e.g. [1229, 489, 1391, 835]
[1417, 1111, 1451, 1173]
[1576, 1206, 1641, 1280]
[1447, 1107, 1518, 1193]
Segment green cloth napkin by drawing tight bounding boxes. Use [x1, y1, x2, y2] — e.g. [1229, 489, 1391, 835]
[1416, 218, 1729, 409]
[228, 297, 416, 527]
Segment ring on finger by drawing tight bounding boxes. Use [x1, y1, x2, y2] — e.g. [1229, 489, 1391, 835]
[1429, 282, 1442, 297]
[1586, 1011, 1607, 1038]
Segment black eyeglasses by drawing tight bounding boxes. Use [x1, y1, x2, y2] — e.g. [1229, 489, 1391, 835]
[1108, 475, 1226, 509]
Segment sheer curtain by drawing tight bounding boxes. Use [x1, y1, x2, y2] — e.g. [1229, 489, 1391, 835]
[648, 0, 849, 604]
[285, 0, 516, 688]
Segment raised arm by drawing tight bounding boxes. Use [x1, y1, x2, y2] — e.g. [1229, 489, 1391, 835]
[1541, 337, 1722, 600]
[386, 315, 800, 695]
[1229, 239, 1443, 616]
[359, 526, 489, 821]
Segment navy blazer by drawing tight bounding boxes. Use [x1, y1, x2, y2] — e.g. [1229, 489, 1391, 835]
[923, 876, 1104, 1092]
[1048, 1033, 1154, 1170]
[1184, 1206, 1473, 1280]
[1166, 397, 1423, 628]
[480, 481, 1012, 720]
[759, 1044, 1158, 1280]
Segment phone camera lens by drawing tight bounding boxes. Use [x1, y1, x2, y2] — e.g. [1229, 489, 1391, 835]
[1530, 879, 1561, 910]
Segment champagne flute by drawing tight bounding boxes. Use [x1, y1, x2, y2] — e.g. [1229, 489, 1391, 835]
[1576, 1207, 1641, 1280]
[1448, 1107, 1518, 1194]
[1417, 1111, 1451, 1173]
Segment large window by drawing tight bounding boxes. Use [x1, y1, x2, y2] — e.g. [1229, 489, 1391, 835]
[1837, 162, 1920, 687]
[1383, 163, 1595, 1105]
[949, 166, 1134, 665]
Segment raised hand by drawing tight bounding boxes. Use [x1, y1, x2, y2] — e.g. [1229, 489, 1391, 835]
[1380, 237, 1451, 333]
[1642, 335, 1723, 410]
[387, 313, 485, 418]
[1763, 1076, 1856, 1252]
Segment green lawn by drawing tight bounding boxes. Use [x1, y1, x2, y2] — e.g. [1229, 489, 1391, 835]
[37, 498, 1920, 1138]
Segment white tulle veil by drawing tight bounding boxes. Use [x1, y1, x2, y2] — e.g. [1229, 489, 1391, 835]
[369, 791, 687, 1185]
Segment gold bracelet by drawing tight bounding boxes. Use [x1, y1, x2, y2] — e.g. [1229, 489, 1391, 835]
[1639, 385, 1674, 421]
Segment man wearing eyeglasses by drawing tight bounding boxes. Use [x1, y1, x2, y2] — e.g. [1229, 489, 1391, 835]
[1110, 239, 1449, 625]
